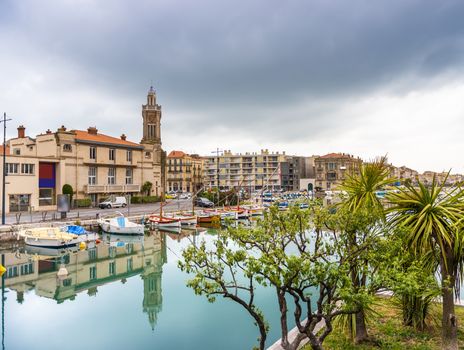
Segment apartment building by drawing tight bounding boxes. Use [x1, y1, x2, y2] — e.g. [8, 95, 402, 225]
[203, 149, 309, 192]
[166, 151, 204, 193]
[0, 87, 165, 213]
[315, 153, 362, 190]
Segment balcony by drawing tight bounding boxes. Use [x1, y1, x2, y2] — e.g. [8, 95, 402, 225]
[84, 184, 141, 194]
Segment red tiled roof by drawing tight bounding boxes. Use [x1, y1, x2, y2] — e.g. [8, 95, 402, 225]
[319, 153, 354, 159]
[73, 130, 142, 148]
[168, 150, 187, 158]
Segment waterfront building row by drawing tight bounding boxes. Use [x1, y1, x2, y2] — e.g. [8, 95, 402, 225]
[0, 88, 165, 214]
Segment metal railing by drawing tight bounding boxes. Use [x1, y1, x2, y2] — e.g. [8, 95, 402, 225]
[84, 184, 140, 193]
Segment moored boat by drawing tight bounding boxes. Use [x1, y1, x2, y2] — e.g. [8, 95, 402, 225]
[98, 212, 145, 235]
[148, 215, 182, 228]
[18, 227, 78, 248]
[196, 211, 221, 224]
[162, 213, 197, 226]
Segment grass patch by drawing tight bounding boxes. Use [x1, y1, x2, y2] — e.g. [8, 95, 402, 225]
[302, 296, 464, 349]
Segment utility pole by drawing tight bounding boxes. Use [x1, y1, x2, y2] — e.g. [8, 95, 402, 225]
[1, 113, 12, 225]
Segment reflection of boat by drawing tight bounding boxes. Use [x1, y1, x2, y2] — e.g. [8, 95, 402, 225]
[22, 245, 80, 257]
[157, 225, 182, 234]
[101, 233, 144, 245]
[98, 212, 144, 235]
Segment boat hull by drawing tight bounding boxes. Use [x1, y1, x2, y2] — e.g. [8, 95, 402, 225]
[99, 222, 144, 235]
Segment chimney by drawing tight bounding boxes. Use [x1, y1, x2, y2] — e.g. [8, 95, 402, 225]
[58, 125, 67, 132]
[87, 126, 98, 135]
[120, 134, 127, 141]
[46, 129, 52, 134]
[17, 125, 25, 138]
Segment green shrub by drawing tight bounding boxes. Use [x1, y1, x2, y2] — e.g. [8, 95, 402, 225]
[75, 198, 92, 208]
[130, 196, 160, 204]
[131, 196, 142, 204]
[62, 184, 74, 203]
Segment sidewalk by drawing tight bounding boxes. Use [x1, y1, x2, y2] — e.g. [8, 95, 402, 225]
[0, 199, 193, 226]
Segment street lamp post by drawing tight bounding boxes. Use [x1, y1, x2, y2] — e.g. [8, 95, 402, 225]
[1, 113, 12, 225]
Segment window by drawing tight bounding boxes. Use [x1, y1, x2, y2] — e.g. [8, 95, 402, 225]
[145, 151, 151, 158]
[63, 144, 72, 152]
[39, 188, 55, 206]
[21, 164, 35, 174]
[62, 278, 72, 287]
[125, 168, 133, 185]
[109, 246, 117, 258]
[9, 194, 30, 212]
[13, 148, 20, 155]
[109, 261, 116, 276]
[88, 167, 97, 185]
[126, 150, 132, 162]
[89, 266, 97, 280]
[328, 162, 336, 170]
[109, 148, 115, 161]
[89, 147, 96, 159]
[20, 263, 34, 275]
[6, 266, 18, 279]
[88, 248, 97, 261]
[147, 124, 156, 139]
[108, 167, 115, 185]
[5, 163, 19, 174]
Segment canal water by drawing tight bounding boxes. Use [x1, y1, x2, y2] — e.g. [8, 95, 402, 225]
[0, 229, 292, 350]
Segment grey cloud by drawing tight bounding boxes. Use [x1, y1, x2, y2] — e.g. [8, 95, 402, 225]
[1, 0, 464, 150]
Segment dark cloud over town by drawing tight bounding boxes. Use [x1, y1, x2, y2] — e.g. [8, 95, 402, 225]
[1, 0, 464, 171]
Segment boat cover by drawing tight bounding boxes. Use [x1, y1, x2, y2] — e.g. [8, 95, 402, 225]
[66, 225, 86, 235]
[117, 217, 126, 228]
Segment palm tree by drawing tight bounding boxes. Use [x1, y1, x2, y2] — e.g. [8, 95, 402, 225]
[387, 175, 464, 350]
[337, 156, 393, 343]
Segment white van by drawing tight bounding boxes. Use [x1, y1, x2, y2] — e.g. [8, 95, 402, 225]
[99, 196, 127, 209]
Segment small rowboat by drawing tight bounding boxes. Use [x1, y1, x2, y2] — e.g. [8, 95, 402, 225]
[148, 215, 182, 228]
[163, 213, 197, 226]
[197, 212, 221, 224]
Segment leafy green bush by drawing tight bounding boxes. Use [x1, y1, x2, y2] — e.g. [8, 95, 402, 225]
[131, 196, 160, 204]
[62, 184, 74, 203]
[75, 198, 92, 208]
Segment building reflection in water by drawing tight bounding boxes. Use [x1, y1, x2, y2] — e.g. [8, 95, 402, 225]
[0, 231, 167, 330]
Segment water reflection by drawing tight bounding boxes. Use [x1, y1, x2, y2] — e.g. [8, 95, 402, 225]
[0, 231, 167, 331]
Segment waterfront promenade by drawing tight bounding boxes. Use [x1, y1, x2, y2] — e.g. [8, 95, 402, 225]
[0, 198, 193, 227]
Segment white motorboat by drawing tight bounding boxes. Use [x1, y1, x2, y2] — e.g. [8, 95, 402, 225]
[98, 212, 145, 235]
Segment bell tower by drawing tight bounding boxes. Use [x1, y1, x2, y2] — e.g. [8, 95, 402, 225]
[141, 86, 161, 145]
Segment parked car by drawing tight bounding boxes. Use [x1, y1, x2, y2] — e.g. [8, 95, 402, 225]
[179, 193, 192, 200]
[99, 196, 127, 209]
[194, 197, 214, 208]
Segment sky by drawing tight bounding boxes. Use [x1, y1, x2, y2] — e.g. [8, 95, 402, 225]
[1, 0, 464, 173]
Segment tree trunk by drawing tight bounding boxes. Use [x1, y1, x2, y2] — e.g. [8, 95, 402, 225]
[354, 310, 368, 344]
[441, 253, 458, 350]
[277, 289, 289, 348]
[308, 339, 324, 350]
